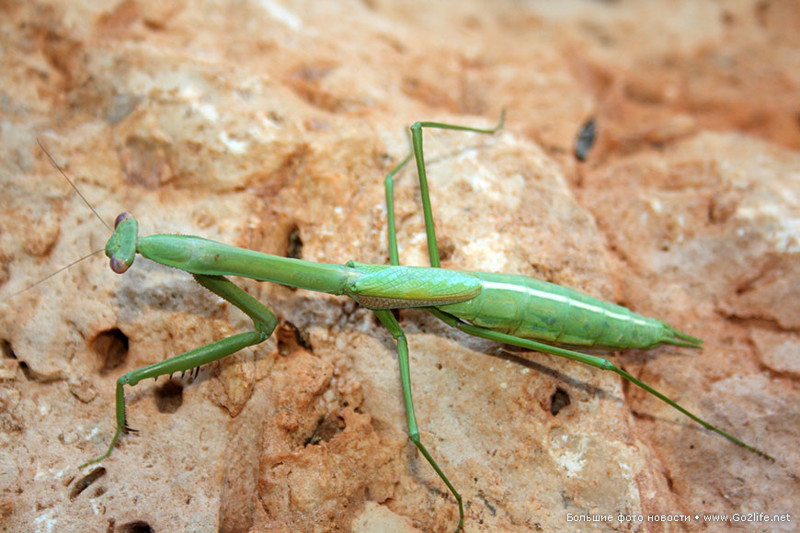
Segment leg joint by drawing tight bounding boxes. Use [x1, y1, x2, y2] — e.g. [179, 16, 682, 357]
[118, 373, 134, 387]
[253, 326, 271, 340]
[599, 358, 614, 371]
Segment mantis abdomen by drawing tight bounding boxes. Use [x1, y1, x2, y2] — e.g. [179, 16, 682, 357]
[332, 262, 701, 350]
[438, 271, 701, 349]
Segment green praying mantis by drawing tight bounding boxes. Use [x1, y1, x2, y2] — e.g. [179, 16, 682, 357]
[31, 112, 771, 532]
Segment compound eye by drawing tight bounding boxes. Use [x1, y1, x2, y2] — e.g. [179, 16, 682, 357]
[109, 256, 131, 274]
[114, 212, 132, 229]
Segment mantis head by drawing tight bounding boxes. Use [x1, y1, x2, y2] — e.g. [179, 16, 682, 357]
[106, 212, 138, 274]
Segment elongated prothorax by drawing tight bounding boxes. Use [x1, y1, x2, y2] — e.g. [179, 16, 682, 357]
[136, 234, 355, 295]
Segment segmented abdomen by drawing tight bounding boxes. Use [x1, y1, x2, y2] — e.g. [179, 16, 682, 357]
[437, 271, 669, 349]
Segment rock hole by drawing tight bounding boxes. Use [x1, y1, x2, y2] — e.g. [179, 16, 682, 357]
[116, 521, 154, 533]
[754, 0, 770, 27]
[0, 340, 24, 379]
[0, 339, 14, 359]
[437, 237, 455, 263]
[664, 470, 675, 492]
[304, 415, 343, 446]
[293, 325, 312, 351]
[154, 380, 183, 414]
[286, 225, 303, 259]
[277, 321, 313, 354]
[720, 10, 734, 25]
[17, 360, 34, 381]
[69, 467, 106, 500]
[549, 387, 571, 416]
[574, 118, 596, 161]
[91, 329, 129, 375]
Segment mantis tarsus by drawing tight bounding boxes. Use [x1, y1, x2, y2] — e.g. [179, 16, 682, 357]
[38, 112, 771, 532]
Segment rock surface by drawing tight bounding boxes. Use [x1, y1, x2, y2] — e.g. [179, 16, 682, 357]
[0, 1, 797, 532]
